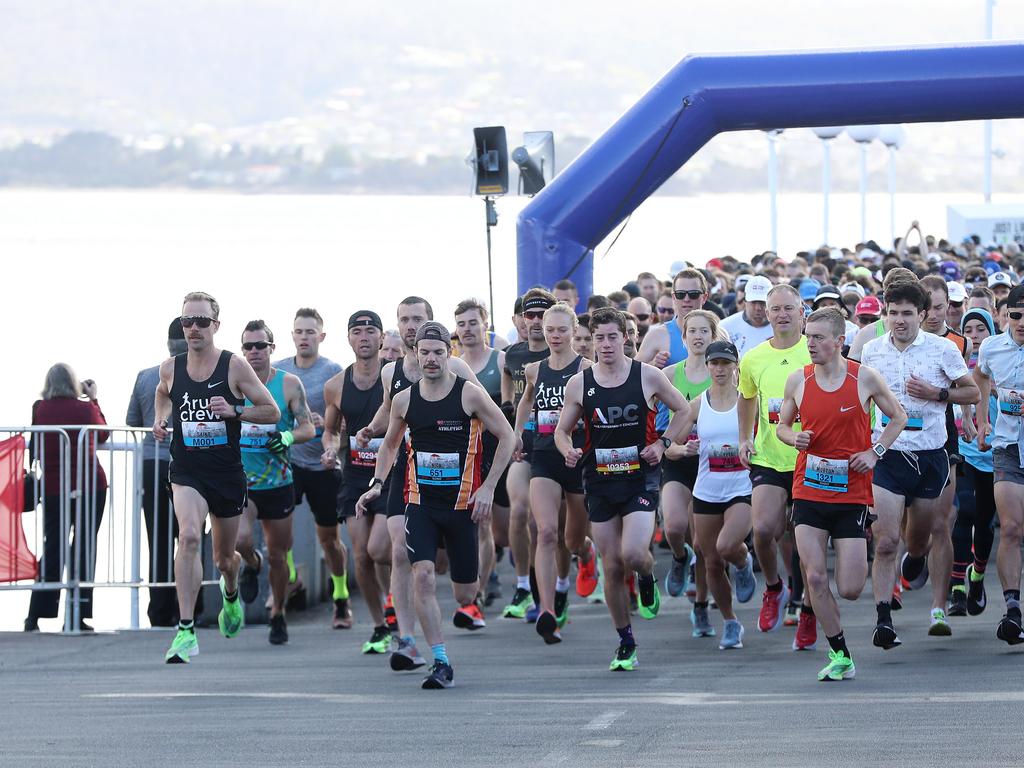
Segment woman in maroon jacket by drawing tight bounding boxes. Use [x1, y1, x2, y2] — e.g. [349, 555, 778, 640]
[25, 363, 109, 631]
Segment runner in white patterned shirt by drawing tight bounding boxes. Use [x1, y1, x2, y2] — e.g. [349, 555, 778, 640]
[861, 281, 979, 648]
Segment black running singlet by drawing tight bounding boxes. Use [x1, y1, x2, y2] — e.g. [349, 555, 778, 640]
[405, 377, 481, 510]
[504, 342, 550, 407]
[169, 351, 244, 474]
[533, 355, 584, 453]
[341, 365, 385, 488]
[581, 360, 658, 492]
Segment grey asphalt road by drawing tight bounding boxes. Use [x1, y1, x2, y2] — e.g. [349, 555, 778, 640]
[2, 551, 1022, 768]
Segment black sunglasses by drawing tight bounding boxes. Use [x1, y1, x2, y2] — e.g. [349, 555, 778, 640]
[181, 315, 214, 328]
[673, 290, 703, 300]
[948, 301, 964, 309]
[1009, 311, 1024, 321]
[635, 313, 650, 321]
[524, 311, 545, 320]
[657, 306, 675, 315]
[242, 341, 271, 351]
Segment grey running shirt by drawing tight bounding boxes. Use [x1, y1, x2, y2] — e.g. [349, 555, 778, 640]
[274, 355, 343, 470]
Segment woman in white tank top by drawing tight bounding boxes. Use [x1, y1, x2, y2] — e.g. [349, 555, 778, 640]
[670, 340, 757, 648]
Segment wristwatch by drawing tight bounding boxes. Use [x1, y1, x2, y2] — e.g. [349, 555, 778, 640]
[234, 404, 246, 417]
[938, 387, 949, 402]
[368, 477, 383, 490]
[872, 443, 887, 459]
[659, 436, 672, 449]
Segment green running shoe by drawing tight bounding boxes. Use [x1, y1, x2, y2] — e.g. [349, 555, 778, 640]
[362, 624, 391, 655]
[554, 590, 570, 628]
[165, 628, 199, 664]
[218, 576, 245, 638]
[609, 643, 638, 671]
[501, 587, 534, 619]
[637, 576, 661, 620]
[817, 650, 855, 682]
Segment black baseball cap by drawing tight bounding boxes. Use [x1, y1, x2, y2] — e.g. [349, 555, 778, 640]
[1007, 284, 1024, 309]
[348, 310, 383, 331]
[415, 321, 452, 346]
[168, 317, 186, 341]
[705, 340, 739, 363]
[522, 295, 555, 313]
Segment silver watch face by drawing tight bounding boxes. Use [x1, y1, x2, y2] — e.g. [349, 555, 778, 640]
[873, 444, 886, 458]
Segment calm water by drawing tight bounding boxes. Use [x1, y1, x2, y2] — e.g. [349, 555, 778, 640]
[1, 188, 1017, 630]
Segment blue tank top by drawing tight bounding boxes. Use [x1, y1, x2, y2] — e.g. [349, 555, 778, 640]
[656, 320, 689, 431]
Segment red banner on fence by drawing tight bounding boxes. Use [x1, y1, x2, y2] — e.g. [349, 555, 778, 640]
[1, 436, 38, 582]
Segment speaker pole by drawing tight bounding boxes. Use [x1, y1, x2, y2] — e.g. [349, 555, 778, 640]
[485, 196, 497, 333]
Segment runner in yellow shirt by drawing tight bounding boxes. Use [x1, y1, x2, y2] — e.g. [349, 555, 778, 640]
[738, 284, 813, 638]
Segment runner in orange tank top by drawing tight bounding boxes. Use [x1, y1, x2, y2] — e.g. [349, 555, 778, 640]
[777, 307, 907, 682]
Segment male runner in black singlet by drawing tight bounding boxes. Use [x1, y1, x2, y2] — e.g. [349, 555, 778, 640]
[357, 322, 515, 689]
[556, 307, 692, 671]
[356, 297, 484, 670]
[322, 310, 394, 654]
[155, 291, 280, 663]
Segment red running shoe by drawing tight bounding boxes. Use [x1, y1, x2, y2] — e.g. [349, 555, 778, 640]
[453, 603, 486, 631]
[758, 583, 790, 633]
[576, 542, 598, 597]
[792, 609, 817, 650]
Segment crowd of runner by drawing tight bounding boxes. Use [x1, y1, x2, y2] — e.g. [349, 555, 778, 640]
[157, 223, 1024, 687]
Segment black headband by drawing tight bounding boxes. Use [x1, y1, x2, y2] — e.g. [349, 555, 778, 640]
[522, 296, 555, 313]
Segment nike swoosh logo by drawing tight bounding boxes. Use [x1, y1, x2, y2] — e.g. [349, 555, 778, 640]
[208, 381, 224, 389]
[839, 406, 856, 412]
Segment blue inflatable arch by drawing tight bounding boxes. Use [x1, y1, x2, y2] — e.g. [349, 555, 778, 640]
[516, 42, 1024, 304]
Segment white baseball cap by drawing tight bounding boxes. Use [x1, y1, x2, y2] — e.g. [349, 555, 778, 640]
[989, 271, 1014, 289]
[947, 281, 967, 303]
[838, 282, 866, 299]
[744, 276, 772, 303]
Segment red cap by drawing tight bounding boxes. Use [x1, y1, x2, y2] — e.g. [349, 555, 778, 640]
[706, 258, 724, 270]
[855, 296, 883, 316]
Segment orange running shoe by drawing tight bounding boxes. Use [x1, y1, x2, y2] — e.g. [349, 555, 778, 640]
[576, 541, 598, 597]
[453, 603, 486, 631]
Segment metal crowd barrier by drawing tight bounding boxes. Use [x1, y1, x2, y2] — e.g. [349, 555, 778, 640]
[1, 425, 177, 632]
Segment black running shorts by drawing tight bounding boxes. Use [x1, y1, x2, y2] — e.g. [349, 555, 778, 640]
[792, 499, 869, 539]
[169, 467, 247, 519]
[291, 466, 343, 527]
[248, 484, 295, 521]
[530, 449, 584, 494]
[405, 504, 479, 584]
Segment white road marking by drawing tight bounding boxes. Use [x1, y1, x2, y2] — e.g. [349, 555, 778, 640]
[584, 709, 626, 730]
[581, 739, 624, 747]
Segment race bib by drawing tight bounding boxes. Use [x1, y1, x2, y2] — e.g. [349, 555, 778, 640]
[182, 420, 228, 449]
[595, 446, 640, 475]
[415, 451, 461, 486]
[804, 454, 848, 493]
[881, 409, 923, 431]
[999, 388, 1024, 417]
[708, 443, 741, 473]
[240, 422, 275, 452]
[767, 398, 784, 425]
[349, 436, 382, 468]
[537, 409, 560, 435]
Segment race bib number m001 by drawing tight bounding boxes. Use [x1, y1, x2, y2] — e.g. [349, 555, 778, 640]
[182, 420, 228, 449]
[415, 451, 461, 486]
[595, 446, 640, 475]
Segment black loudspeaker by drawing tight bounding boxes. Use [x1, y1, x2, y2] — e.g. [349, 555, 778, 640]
[512, 131, 555, 196]
[472, 126, 508, 196]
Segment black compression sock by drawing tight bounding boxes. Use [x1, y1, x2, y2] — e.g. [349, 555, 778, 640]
[529, 568, 541, 607]
[800, 602, 814, 617]
[694, 600, 709, 610]
[876, 601, 892, 624]
[766, 580, 783, 593]
[225, 588, 238, 603]
[826, 631, 850, 658]
[616, 624, 635, 648]
[637, 572, 655, 602]
[178, 619, 194, 633]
